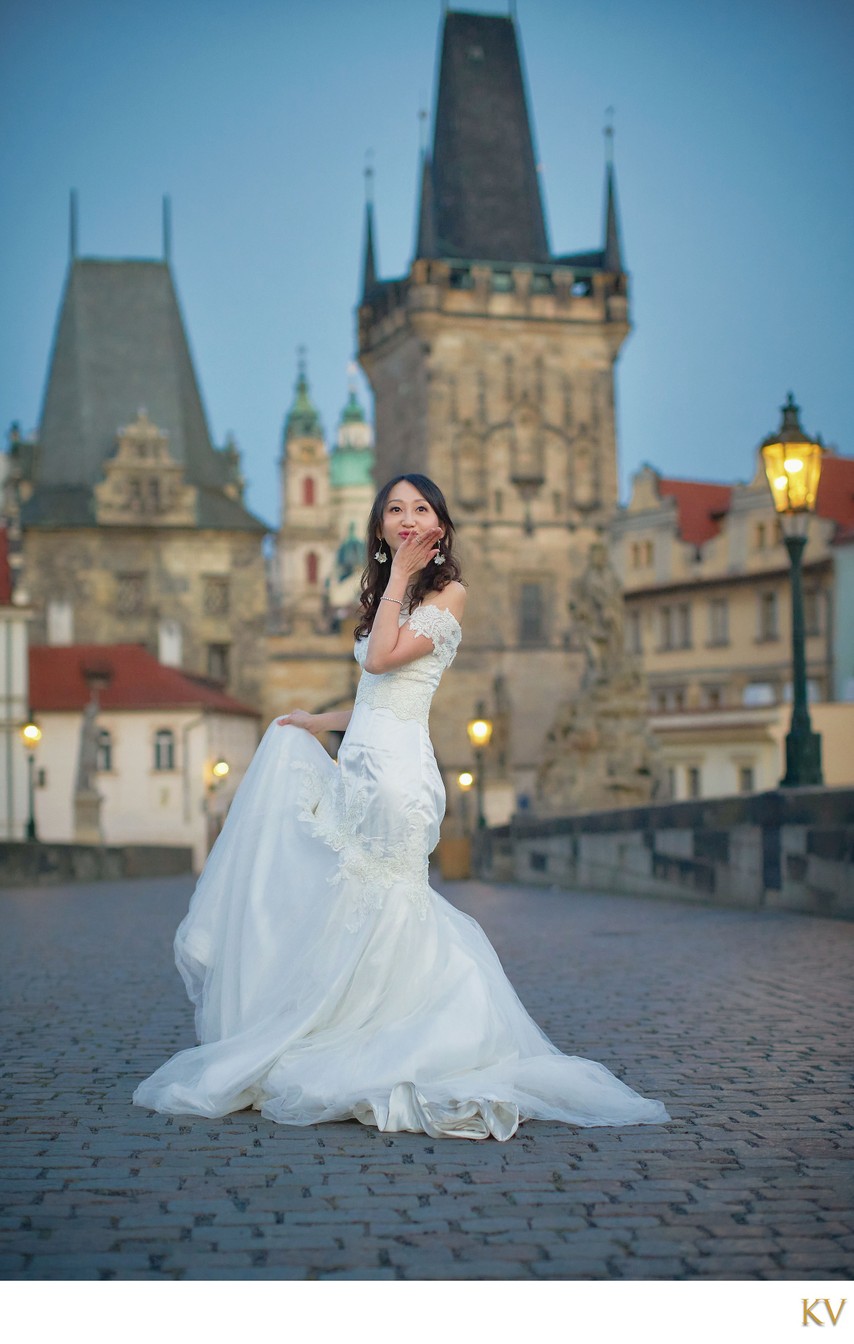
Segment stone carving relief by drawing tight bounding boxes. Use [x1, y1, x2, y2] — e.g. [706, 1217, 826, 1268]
[94, 411, 198, 526]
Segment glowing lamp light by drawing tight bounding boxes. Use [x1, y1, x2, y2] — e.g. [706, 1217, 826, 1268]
[466, 717, 493, 749]
[760, 393, 824, 517]
[21, 721, 42, 749]
[457, 771, 474, 791]
[212, 759, 230, 779]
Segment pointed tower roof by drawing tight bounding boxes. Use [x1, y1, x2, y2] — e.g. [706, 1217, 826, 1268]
[361, 199, 378, 299]
[38, 258, 232, 492]
[284, 357, 323, 442]
[602, 162, 623, 273]
[414, 151, 437, 260]
[429, 10, 549, 263]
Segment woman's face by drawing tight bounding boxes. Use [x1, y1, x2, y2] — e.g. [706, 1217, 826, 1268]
[379, 479, 444, 556]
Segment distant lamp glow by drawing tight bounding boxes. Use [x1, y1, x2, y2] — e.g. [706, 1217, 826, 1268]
[212, 759, 230, 779]
[760, 393, 824, 520]
[466, 704, 494, 832]
[457, 771, 474, 791]
[21, 722, 42, 748]
[20, 716, 41, 841]
[466, 718, 493, 749]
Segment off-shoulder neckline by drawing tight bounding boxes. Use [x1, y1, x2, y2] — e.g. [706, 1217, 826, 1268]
[404, 604, 463, 635]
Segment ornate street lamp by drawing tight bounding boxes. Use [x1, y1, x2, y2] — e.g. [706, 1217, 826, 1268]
[760, 393, 824, 787]
[20, 716, 42, 841]
[466, 705, 493, 829]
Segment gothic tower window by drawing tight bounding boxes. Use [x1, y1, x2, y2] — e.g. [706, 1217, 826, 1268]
[153, 729, 175, 772]
[519, 582, 546, 646]
[207, 644, 230, 683]
[203, 576, 230, 617]
[303, 477, 316, 506]
[116, 573, 146, 617]
[306, 552, 319, 585]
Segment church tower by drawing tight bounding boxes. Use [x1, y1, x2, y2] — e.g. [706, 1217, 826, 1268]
[277, 357, 336, 630]
[357, 9, 630, 811]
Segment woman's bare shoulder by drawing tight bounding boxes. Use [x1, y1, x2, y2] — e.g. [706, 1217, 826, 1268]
[423, 580, 467, 615]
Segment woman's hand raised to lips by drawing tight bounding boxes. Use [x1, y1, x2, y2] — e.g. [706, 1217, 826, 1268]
[390, 526, 443, 582]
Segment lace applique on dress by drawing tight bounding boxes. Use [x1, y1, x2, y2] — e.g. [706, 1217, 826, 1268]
[352, 604, 462, 728]
[294, 760, 430, 931]
[406, 604, 462, 668]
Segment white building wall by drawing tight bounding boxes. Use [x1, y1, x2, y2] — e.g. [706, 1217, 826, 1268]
[0, 606, 34, 840]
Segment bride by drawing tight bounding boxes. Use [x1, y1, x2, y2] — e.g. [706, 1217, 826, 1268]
[133, 474, 670, 1140]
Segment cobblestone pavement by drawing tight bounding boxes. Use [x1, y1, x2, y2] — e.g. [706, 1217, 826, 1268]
[1, 874, 852, 1281]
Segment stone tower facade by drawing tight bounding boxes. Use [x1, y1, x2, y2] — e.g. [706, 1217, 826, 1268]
[4, 249, 268, 708]
[357, 9, 630, 814]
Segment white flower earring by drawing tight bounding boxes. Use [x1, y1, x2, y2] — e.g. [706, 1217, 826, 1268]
[374, 544, 388, 564]
[434, 550, 445, 565]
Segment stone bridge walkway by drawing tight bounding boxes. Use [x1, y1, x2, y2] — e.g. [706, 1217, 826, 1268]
[1, 875, 852, 1280]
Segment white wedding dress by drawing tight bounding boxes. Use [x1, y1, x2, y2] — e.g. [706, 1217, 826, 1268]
[133, 603, 670, 1140]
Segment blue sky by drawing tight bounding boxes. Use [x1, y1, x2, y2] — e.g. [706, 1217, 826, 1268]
[1, 0, 852, 526]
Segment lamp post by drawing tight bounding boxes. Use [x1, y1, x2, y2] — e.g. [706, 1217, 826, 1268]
[466, 704, 493, 829]
[20, 716, 42, 841]
[760, 393, 824, 787]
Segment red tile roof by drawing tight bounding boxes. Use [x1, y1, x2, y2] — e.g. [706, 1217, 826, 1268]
[816, 454, 854, 529]
[29, 644, 259, 716]
[657, 479, 733, 545]
[0, 528, 12, 606]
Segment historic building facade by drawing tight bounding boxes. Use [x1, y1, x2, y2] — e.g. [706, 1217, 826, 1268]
[264, 365, 376, 726]
[357, 9, 632, 815]
[612, 428, 854, 798]
[2, 242, 269, 709]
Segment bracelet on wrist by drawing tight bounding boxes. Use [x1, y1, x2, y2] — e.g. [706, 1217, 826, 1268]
[380, 595, 403, 606]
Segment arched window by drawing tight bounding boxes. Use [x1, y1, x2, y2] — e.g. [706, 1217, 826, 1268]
[302, 476, 315, 506]
[96, 729, 112, 773]
[154, 728, 175, 772]
[306, 552, 319, 585]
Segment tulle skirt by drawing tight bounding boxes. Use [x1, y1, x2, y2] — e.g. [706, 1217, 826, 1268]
[133, 713, 670, 1140]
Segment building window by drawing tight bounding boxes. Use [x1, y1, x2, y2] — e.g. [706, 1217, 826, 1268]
[738, 764, 755, 794]
[203, 576, 230, 617]
[754, 521, 767, 551]
[707, 597, 729, 647]
[207, 643, 230, 683]
[743, 681, 776, 706]
[804, 588, 823, 637]
[631, 540, 654, 569]
[758, 591, 778, 641]
[519, 582, 546, 646]
[666, 767, 676, 800]
[651, 688, 668, 714]
[660, 602, 691, 650]
[306, 552, 319, 585]
[116, 573, 146, 617]
[96, 729, 113, 773]
[552, 491, 562, 516]
[494, 490, 503, 515]
[625, 609, 642, 655]
[672, 687, 686, 712]
[687, 766, 701, 799]
[302, 476, 315, 506]
[153, 729, 175, 772]
[703, 685, 724, 710]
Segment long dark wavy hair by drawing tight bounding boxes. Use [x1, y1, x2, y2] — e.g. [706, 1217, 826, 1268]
[354, 474, 464, 639]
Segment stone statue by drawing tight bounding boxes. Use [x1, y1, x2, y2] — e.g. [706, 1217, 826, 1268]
[535, 542, 662, 814]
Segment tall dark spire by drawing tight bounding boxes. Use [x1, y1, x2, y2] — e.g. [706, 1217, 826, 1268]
[360, 160, 377, 298]
[69, 190, 78, 260]
[429, 10, 549, 263]
[415, 151, 437, 260]
[602, 118, 623, 273]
